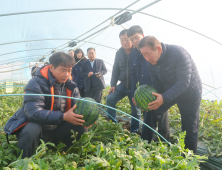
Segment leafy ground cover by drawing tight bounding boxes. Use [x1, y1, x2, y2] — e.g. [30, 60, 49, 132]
[1, 85, 221, 169]
[168, 101, 222, 157]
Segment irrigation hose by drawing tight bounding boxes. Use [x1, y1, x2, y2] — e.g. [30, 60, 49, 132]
[1, 84, 222, 146]
[79, 96, 118, 124]
[202, 87, 221, 101]
[0, 93, 171, 146]
[98, 106, 119, 125]
[202, 87, 222, 97]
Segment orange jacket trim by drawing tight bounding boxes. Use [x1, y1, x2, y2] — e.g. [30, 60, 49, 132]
[50, 86, 54, 111]
[65, 88, 72, 112]
[69, 75, 73, 81]
[40, 65, 55, 110]
[40, 65, 50, 80]
[12, 66, 73, 134]
[12, 122, 29, 134]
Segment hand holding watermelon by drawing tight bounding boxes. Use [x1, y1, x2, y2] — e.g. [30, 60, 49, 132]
[132, 97, 137, 106]
[63, 105, 85, 126]
[148, 93, 164, 110]
[74, 97, 99, 126]
[134, 84, 159, 111]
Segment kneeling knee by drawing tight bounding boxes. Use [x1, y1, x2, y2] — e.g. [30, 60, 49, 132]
[20, 123, 42, 140]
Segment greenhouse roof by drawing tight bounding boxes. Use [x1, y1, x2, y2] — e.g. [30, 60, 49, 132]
[0, 0, 222, 99]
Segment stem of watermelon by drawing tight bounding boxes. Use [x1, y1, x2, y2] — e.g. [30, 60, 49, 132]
[136, 82, 140, 91]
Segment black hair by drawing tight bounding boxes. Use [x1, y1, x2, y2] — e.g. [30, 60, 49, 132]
[49, 52, 75, 69]
[87, 47, 96, 53]
[74, 48, 87, 63]
[138, 36, 160, 50]
[119, 29, 128, 38]
[68, 49, 74, 52]
[127, 25, 143, 37]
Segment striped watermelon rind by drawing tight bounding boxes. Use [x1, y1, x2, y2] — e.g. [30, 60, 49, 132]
[74, 97, 99, 126]
[134, 85, 158, 111]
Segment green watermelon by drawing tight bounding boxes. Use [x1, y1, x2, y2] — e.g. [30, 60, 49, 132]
[74, 97, 99, 126]
[134, 85, 158, 111]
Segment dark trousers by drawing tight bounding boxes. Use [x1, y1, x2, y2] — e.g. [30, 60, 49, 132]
[16, 122, 86, 158]
[157, 110, 170, 141]
[156, 95, 201, 153]
[85, 86, 103, 103]
[141, 110, 169, 142]
[106, 83, 141, 133]
[79, 87, 85, 98]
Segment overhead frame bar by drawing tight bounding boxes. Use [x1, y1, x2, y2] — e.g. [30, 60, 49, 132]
[0, 40, 118, 58]
[0, 6, 221, 46]
[41, 0, 141, 57]
[0, 48, 55, 57]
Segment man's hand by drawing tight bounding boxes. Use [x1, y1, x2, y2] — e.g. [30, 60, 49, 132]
[63, 105, 85, 126]
[108, 87, 115, 95]
[148, 93, 164, 110]
[96, 75, 101, 77]
[88, 72, 93, 77]
[132, 97, 137, 106]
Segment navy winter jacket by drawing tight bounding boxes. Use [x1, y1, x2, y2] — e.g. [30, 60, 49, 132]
[80, 59, 107, 93]
[148, 43, 202, 103]
[4, 65, 79, 135]
[72, 62, 85, 89]
[111, 47, 131, 90]
[130, 48, 152, 97]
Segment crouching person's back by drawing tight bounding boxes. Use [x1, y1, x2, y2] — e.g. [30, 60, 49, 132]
[4, 52, 86, 158]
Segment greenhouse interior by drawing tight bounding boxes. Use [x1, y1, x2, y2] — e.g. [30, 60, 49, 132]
[0, 0, 222, 169]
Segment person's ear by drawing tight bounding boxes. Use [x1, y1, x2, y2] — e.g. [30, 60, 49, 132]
[142, 34, 144, 38]
[49, 64, 54, 72]
[156, 45, 162, 54]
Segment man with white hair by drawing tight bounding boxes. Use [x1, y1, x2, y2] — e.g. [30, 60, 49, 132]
[139, 35, 202, 153]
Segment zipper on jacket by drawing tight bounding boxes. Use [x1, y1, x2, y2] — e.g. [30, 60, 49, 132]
[126, 55, 128, 89]
[59, 84, 65, 110]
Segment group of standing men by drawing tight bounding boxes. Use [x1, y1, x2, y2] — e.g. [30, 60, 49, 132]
[106, 25, 202, 154]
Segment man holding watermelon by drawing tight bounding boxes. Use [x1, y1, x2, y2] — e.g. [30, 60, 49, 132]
[4, 52, 88, 158]
[138, 36, 202, 153]
[127, 25, 169, 143]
